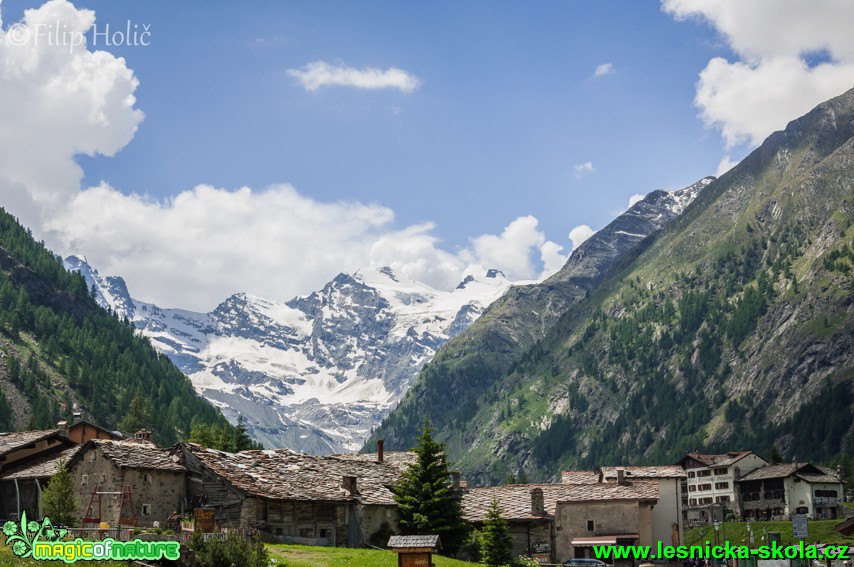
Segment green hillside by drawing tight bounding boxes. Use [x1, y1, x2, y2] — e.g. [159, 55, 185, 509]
[372, 87, 854, 484]
[0, 207, 231, 445]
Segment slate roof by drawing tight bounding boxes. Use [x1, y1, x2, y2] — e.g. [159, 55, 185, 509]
[332, 451, 417, 472]
[601, 466, 687, 480]
[0, 429, 59, 456]
[738, 463, 842, 484]
[183, 443, 405, 505]
[681, 451, 756, 468]
[93, 440, 185, 472]
[0, 444, 84, 480]
[462, 482, 659, 522]
[561, 470, 601, 484]
[388, 534, 441, 549]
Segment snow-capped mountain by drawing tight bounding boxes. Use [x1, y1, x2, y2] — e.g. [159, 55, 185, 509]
[63, 257, 514, 453]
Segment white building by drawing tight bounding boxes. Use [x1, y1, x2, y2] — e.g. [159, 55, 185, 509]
[677, 451, 768, 523]
[737, 462, 844, 521]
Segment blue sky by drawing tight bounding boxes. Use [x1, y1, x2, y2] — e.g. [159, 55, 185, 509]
[3, 0, 854, 310]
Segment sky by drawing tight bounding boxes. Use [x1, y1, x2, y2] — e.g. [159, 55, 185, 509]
[3, 0, 854, 311]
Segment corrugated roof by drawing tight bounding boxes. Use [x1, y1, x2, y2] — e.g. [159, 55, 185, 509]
[0, 444, 83, 480]
[601, 466, 686, 479]
[93, 440, 185, 472]
[462, 482, 659, 522]
[183, 443, 408, 505]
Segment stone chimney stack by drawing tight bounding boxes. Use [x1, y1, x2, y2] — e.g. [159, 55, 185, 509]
[617, 468, 626, 485]
[57, 421, 69, 437]
[133, 429, 152, 443]
[451, 471, 461, 490]
[342, 476, 358, 496]
[377, 440, 384, 463]
[531, 488, 545, 516]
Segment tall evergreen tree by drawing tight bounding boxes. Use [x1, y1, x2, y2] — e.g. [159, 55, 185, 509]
[480, 498, 514, 567]
[42, 461, 78, 526]
[392, 419, 469, 555]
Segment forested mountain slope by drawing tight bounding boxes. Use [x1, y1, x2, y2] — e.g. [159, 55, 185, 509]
[372, 87, 854, 485]
[0, 208, 231, 445]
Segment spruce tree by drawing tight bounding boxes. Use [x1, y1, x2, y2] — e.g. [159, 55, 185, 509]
[480, 497, 513, 567]
[392, 419, 469, 554]
[42, 460, 79, 526]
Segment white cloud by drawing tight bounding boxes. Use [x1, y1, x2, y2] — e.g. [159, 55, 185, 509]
[593, 63, 615, 78]
[715, 154, 739, 177]
[569, 225, 594, 250]
[663, 0, 854, 148]
[287, 61, 421, 93]
[1, 1, 571, 311]
[0, 0, 143, 229]
[628, 193, 646, 208]
[574, 161, 595, 179]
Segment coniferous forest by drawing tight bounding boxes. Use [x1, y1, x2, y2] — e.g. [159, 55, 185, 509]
[0, 207, 233, 445]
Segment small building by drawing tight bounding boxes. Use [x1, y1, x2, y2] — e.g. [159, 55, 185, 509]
[0, 429, 81, 519]
[599, 466, 686, 547]
[176, 442, 410, 547]
[677, 451, 767, 523]
[462, 484, 564, 562]
[462, 481, 659, 565]
[71, 439, 186, 526]
[388, 534, 441, 567]
[554, 481, 659, 566]
[737, 462, 844, 520]
[62, 420, 122, 444]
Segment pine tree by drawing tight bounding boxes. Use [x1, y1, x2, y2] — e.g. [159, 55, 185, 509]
[42, 460, 79, 526]
[392, 419, 469, 555]
[480, 497, 514, 567]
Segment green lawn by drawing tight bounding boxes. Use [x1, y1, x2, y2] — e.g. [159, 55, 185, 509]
[0, 544, 123, 567]
[685, 519, 853, 547]
[267, 544, 480, 567]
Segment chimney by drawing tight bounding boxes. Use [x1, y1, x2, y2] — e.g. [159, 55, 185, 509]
[616, 468, 626, 485]
[531, 488, 545, 516]
[342, 476, 358, 496]
[57, 420, 69, 437]
[598, 470, 604, 484]
[134, 429, 152, 443]
[451, 471, 461, 490]
[377, 440, 384, 463]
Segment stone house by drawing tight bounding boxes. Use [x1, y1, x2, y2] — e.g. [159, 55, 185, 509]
[176, 442, 411, 547]
[554, 481, 659, 565]
[599, 466, 686, 547]
[462, 481, 659, 565]
[0, 429, 82, 519]
[70, 439, 186, 527]
[677, 451, 768, 522]
[737, 462, 844, 520]
[462, 484, 568, 563]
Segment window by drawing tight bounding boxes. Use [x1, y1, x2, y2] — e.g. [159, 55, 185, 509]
[318, 528, 329, 539]
[142, 473, 151, 484]
[141, 504, 151, 516]
[698, 483, 712, 491]
[698, 470, 712, 477]
[689, 499, 697, 506]
[715, 482, 729, 490]
[699, 497, 713, 505]
[714, 467, 728, 476]
[587, 520, 595, 532]
[80, 474, 88, 486]
[99, 474, 106, 484]
[298, 527, 315, 538]
[715, 496, 731, 503]
[688, 471, 696, 478]
[688, 485, 696, 492]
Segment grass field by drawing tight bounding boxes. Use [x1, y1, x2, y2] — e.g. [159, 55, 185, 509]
[685, 519, 853, 547]
[267, 544, 480, 567]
